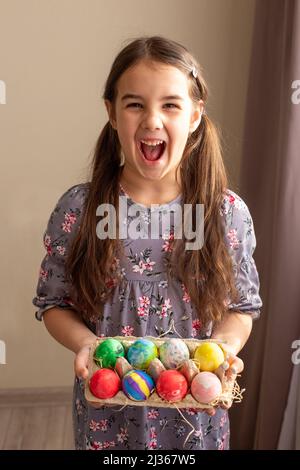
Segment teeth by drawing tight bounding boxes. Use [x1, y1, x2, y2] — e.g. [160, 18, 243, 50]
[140, 139, 164, 146]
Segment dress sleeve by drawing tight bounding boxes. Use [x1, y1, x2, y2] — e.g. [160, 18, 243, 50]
[220, 189, 263, 320]
[32, 183, 89, 321]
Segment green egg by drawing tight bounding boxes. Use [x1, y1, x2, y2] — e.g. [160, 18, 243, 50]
[93, 338, 125, 368]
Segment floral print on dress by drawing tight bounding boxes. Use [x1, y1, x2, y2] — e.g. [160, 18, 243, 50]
[121, 325, 135, 336]
[33, 183, 262, 449]
[130, 248, 160, 277]
[181, 283, 191, 303]
[162, 229, 175, 252]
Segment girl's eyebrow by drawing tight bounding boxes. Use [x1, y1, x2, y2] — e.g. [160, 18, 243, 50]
[121, 93, 184, 101]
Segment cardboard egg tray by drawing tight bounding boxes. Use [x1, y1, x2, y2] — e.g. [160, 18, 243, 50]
[84, 336, 237, 410]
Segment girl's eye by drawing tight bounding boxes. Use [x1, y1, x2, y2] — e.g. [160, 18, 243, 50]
[164, 103, 178, 109]
[126, 103, 179, 109]
[127, 103, 143, 108]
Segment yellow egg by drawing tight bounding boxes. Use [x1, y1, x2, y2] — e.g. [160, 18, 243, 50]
[194, 342, 225, 372]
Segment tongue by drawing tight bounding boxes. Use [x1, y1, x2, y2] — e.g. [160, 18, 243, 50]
[141, 142, 164, 161]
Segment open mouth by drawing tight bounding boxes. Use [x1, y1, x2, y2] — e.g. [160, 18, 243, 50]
[138, 140, 166, 162]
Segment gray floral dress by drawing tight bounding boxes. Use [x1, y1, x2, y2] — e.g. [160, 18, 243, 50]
[32, 182, 262, 450]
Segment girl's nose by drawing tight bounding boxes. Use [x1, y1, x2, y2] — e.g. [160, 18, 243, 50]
[141, 111, 163, 131]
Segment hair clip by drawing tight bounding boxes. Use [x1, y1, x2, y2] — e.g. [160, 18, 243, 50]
[191, 66, 198, 79]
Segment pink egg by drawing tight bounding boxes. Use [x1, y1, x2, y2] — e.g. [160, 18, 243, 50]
[191, 372, 222, 404]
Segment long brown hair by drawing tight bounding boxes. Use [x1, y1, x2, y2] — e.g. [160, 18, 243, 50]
[66, 35, 239, 327]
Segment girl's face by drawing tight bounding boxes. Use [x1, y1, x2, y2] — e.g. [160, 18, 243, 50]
[105, 60, 203, 183]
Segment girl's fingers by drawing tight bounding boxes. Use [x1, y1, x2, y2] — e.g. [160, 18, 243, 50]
[215, 349, 244, 411]
[214, 361, 230, 382]
[219, 348, 244, 383]
[222, 350, 244, 375]
[74, 345, 91, 380]
[224, 355, 243, 385]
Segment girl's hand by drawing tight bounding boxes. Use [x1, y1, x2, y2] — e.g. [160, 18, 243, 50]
[74, 342, 115, 409]
[74, 344, 92, 380]
[201, 345, 244, 417]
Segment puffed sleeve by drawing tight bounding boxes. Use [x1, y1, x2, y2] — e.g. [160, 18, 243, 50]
[220, 189, 263, 320]
[32, 183, 89, 321]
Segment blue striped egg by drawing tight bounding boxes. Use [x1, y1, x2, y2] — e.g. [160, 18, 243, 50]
[122, 370, 155, 401]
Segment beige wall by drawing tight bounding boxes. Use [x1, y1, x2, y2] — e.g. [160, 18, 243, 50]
[0, 0, 256, 388]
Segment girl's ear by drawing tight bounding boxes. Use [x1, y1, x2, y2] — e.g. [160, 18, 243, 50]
[189, 99, 205, 134]
[104, 99, 117, 129]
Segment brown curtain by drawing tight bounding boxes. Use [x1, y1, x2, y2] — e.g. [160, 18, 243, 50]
[277, 364, 300, 449]
[230, 0, 300, 449]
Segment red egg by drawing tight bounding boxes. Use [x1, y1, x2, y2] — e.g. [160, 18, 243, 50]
[156, 370, 188, 402]
[89, 368, 121, 399]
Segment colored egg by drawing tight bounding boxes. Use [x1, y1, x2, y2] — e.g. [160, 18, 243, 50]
[93, 338, 125, 368]
[193, 342, 225, 372]
[191, 371, 222, 404]
[127, 339, 158, 369]
[156, 370, 188, 402]
[146, 358, 166, 383]
[159, 338, 190, 369]
[122, 370, 155, 401]
[89, 368, 121, 399]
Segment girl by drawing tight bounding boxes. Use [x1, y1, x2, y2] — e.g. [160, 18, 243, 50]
[32, 36, 262, 450]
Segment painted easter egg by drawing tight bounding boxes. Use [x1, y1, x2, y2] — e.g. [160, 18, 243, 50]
[156, 370, 188, 402]
[191, 371, 222, 404]
[89, 368, 121, 399]
[122, 370, 155, 401]
[93, 338, 125, 368]
[159, 338, 190, 369]
[127, 339, 158, 369]
[194, 342, 225, 372]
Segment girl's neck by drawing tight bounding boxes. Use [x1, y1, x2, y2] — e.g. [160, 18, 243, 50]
[120, 171, 181, 207]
